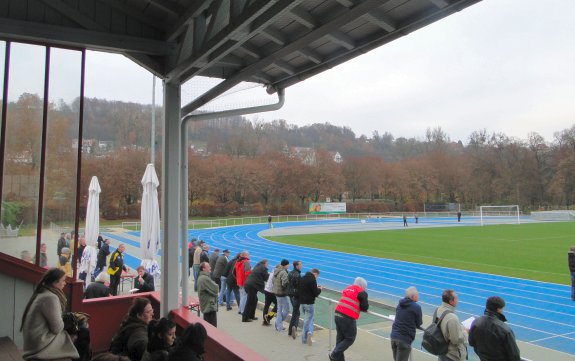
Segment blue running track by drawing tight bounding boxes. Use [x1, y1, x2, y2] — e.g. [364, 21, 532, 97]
[113, 217, 575, 356]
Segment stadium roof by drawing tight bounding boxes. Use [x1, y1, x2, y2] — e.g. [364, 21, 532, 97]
[0, 0, 481, 113]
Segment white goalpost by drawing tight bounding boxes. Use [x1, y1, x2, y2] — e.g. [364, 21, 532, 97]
[479, 205, 520, 226]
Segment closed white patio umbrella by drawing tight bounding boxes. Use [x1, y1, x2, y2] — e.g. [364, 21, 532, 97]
[79, 176, 100, 285]
[140, 164, 161, 278]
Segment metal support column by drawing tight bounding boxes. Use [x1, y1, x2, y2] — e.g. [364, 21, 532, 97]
[160, 81, 181, 316]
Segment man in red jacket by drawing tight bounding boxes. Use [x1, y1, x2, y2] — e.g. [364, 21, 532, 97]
[235, 250, 251, 315]
[329, 277, 369, 361]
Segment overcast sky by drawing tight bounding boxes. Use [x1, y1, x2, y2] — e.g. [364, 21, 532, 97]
[40, 0, 575, 144]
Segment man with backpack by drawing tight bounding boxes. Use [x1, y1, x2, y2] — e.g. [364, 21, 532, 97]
[433, 289, 468, 361]
[287, 260, 303, 339]
[390, 286, 423, 361]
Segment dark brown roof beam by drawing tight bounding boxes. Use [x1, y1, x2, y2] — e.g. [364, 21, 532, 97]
[326, 31, 355, 50]
[289, 7, 319, 29]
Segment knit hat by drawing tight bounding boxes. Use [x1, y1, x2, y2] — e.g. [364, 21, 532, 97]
[280, 259, 289, 266]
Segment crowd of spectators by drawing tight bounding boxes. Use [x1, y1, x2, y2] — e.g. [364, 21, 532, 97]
[18, 232, 562, 361]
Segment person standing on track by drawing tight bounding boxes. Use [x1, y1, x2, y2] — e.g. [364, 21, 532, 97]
[569, 246, 575, 301]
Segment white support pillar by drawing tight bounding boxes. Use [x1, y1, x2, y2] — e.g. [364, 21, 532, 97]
[161, 82, 181, 316]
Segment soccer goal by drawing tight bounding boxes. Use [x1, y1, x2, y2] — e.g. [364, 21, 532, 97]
[479, 205, 520, 226]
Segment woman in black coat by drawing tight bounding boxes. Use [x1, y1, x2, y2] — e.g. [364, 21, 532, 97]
[170, 323, 207, 361]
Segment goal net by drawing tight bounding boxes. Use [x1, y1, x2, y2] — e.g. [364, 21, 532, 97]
[479, 205, 520, 226]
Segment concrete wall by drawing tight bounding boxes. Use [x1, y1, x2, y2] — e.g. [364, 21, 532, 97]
[0, 272, 34, 348]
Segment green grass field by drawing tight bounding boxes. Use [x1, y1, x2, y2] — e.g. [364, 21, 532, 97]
[268, 222, 575, 285]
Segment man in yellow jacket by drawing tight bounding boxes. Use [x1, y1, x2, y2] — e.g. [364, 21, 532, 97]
[108, 244, 129, 295]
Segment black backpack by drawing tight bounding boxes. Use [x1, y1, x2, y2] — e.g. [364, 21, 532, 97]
[421, 309, 452, 355]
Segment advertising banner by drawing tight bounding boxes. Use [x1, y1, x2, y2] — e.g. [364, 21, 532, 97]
[308, 202, 346, 214]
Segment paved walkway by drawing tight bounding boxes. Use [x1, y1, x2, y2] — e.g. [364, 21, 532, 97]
[210, 297, 436, 361]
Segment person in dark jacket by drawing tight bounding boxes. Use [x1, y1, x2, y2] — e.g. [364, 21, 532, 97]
[84, 272, 110, 299]
[199, 244, 210, 264]
[469, 296, 521, 361]
[224, 253, 241, 310]
[141, 317, 176, 361]
[97, 234, 104, 249]
[108, 244, 129, 296]
[95, 239, 111, 278]
[57, 232, 69, 257]
[214, 249, 230, 305]
[299, 268, 322, 346]
[390, 286, 423, 361]
[287, 260, 303, 338]
[170, 323, 207, 361]
[134, 266, 155, 293]
[569, 246, 575, 301]
[109, 297, 154, 361]
[208, 248, 219, 279]
[242, 259, 269, 322]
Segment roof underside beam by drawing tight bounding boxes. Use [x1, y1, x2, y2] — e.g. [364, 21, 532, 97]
[168, 0, 304, 84]
[181, 0, 386, 114]
[271, 0, 481, 90]
[0, 18, 173, 56]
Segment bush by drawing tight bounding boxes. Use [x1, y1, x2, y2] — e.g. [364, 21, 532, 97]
[1, 201, 24, 226]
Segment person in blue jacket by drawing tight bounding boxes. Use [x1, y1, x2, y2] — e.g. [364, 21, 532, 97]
[390, 286, 423, 361]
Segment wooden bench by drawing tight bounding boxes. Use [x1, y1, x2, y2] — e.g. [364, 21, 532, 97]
[0, 337, 23, 361]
